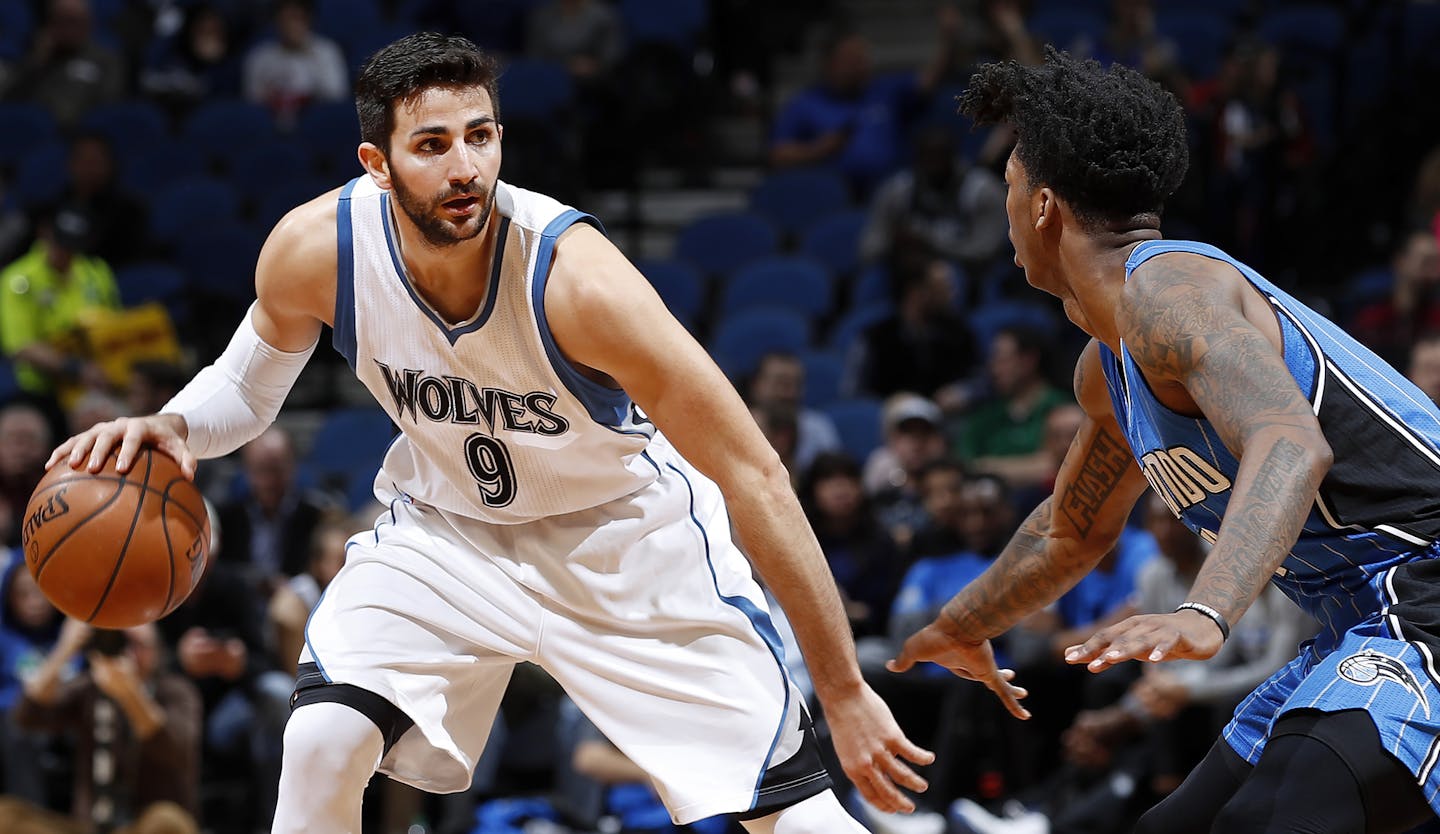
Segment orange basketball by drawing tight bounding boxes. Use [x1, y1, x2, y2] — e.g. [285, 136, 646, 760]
[21, 448, 211, 628]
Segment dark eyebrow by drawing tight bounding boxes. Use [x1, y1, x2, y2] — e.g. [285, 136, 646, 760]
[409, 116, 496, 139]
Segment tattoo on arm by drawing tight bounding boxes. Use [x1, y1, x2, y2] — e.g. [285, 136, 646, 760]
[1059, 427, 1132, 539]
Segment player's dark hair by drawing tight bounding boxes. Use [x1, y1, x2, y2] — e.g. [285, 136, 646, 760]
[355, 32, 501, 152]
[959, 47, 1189, 228]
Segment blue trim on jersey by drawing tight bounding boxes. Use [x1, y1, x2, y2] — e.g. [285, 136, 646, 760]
[665, 462, 790, 810]
[332, 178, 360, 370]
[640, 450, 661, 477]
[379, 193, 509, 345]
[530, 209, 639, 429]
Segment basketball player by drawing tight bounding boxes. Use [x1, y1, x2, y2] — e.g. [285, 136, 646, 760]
[889, 48, 1440, 833]
[46, 33, 933, 834]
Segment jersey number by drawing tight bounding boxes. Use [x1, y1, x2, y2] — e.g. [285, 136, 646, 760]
[465, 433, 517, 508]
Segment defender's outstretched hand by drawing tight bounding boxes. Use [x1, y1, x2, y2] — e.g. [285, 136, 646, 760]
[45, 414, 196, 479]
[888, 622, 1030, 720]
[1063, 610, 1224, 673]
[825, 684, 935, 814]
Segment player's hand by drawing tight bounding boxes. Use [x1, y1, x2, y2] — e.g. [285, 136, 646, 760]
[888, 622, 1030, 720]
[45, 414, 196, 479]
[825, 684, 935, 814]
[1064, 610, 1224, 673]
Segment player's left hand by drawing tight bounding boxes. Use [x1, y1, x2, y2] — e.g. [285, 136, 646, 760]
[825, 684, 936, 814]
[1063, 610, 1224, 673]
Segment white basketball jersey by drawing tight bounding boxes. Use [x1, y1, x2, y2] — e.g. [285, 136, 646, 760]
[333, 176, 658, 523]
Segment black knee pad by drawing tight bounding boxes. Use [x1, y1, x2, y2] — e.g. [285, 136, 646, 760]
[291, 662, 414, 755]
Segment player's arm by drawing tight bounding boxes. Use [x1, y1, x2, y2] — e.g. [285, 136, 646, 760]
[889, 341, 1151, 715]
[544, 224, 934, 814]
[46, 192, 339, 478]
[1066, 253, 1332, 672]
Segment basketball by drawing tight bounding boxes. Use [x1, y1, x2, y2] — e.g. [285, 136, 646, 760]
[20, 448, 211, 629]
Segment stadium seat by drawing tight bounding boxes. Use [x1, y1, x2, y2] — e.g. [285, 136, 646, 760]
[295, 100, 363, 176]
[13, 143, 68, 210]
[826, 302, 892, 356]
[968, 300, 1059, 354]
[800, 350, 845, 408]
[636, 259, 706, 327]
[81, 100, 171, 150]
[117, 137, 206, 194]
[1404, 2, 1440, 72]
[621, 0, 708, 49]
[500, 59, 575, 121]
[709, 307, 811, 380]
[182, 101, 276, 163]
[303, 408, 395, 509]
[800, 210, 867, 277]
[227, 140, 312, 203]
[1028, 9, 1106, 51]
[149, 177, 241, 245]
[822, 398, 885, 462]
[255, 176, 331, 232]
[720, 256, 832, 318]
[1259, 6, 1346, 57]
[175, 225, 262, 300]
[675, 212, 778, 278]
[1155, 11, 1233, 80]
[114, 263, 187, 307]
[0, 2, 32, 62]
[310, 0, 383, 45]
[0, 103, 58, 162]
[749, 168, 851, 236]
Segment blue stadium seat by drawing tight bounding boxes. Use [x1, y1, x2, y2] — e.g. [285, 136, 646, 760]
[636, 259, 706, 327]
[114, 263, 187, 307]
[720, 256, 832, 318]
[13, 143, 68, 210]
[255, 176, 331, 231]
[500, 59, 574, 121]
[800, 210, 867, 277]
[304, 408, 395, 510]
[675, 212, 778, 278]
[822, 398, 885, 462]
[826, 302, 892, 356]
[0, 103, 58, 162]
[1259, 6, 1346, 56]
[1342, 266, 1394, 311]
[1404, 3, 1440, 72]
[183, 101, 277, 171]
[0, 2, 32, 62]
[150, 177, 241, 245]
[81, 100, 170, 150]
[749, 168, 851, 236]
[1155, 11, 1233, 79]
[0, 362, 19, 405]
[311, 0, 383, 45]
[709, 308, 811, 380]
[800, 350, 845, 408]
[117, 137, 206, 193]
[176, 225, 262, 300]
[968, 300, 1059, 355]
[227, 140, 312, 202]
[621, 0, 707, 49]
[295, 100, 363, 176]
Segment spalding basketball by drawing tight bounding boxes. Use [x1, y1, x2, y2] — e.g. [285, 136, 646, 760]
[21, 448, 210, 628]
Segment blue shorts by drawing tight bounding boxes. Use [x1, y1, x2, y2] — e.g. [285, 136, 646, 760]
[1225, 562, 1440, 813]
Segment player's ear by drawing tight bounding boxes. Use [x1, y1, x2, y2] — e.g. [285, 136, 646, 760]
[358, 142, 392, 190]
[1034, 187, 1056, 231]
[496, 123, 504, 141]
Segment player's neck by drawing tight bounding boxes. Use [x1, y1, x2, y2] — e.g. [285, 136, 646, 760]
[393, 212, 502, 319]
[1060, 232, 1158, 350]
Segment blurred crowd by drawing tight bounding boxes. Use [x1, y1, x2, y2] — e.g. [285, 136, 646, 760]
[0, 0, 1439, 833]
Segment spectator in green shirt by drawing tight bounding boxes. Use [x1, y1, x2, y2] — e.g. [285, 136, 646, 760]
[0, 205, 120, 398]
[952, 325, 1072, 489]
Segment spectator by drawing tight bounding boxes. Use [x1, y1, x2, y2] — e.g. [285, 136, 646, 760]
[745, 352, 842, 473]
[1408, 333, 1440, 405]
[267, 517, 349, 676]
[526, 0, 624, 82]
[0, 205, 120, 401]
[242, 0, 348, 127]
[846, 252, 979, 401]
[0, 554, 67, 804]
[55, 132, 149, 268]
[126, 361, 187, 418]
[0, 404, 53, 548]
[14, 619, 201, 832]
[952, 326, 1071, 489]
[1348, 229, 1440, 367]
[749, 401, 800, 480]
[216, 426, 328, 588]
[1092, 0, 1187, 96]
[908, 458, 969, 558]
[863, 392, 949, 546]
[6, 0, 125, 127]
[859, 126, 1009, 273]
[769, 7, 960, 195]
[1011, 402, 1084, 516]
[139, 3, 244, 116]
[799, 453, 904, 639]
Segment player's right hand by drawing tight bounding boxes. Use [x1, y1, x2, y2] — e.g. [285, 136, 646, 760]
[887, 623, 1031, 720]
[45, 414, 197, 479]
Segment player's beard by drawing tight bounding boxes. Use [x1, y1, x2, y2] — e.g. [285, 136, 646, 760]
[390, 169, 494, 249]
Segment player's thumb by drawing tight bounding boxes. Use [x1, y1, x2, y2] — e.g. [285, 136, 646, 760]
[886, 643, 917, 674]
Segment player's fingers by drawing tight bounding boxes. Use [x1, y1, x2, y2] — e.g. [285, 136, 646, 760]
[880, 754, 929, 794]
[85, 424, 125, 472]
[114, 427, 147, 474]
[891, 735, 936, 767]
[45, 438, 80, 470]
[154, 436, 198, 481]
[1147, 632, 1181, 662]
[858, 767, 915, 815]
[886, 643, 918, 674]
[65, 431, 99, 469]
[1084, 624, 1163, 671]
[987, 669, 1032, 720]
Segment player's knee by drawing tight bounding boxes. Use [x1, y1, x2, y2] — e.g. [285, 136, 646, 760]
[281, 702, 383, 792]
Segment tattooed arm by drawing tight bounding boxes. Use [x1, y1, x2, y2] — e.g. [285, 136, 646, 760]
[889, 341, 1151, 716]
[1066, 253, 1332, 672]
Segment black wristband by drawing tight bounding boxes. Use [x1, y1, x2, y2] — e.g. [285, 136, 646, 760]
[1175, 601, 1230, 642]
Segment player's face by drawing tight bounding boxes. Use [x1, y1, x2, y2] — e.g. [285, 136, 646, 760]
[385, 86, 502, 248]
[1003, 149, 1062, 298]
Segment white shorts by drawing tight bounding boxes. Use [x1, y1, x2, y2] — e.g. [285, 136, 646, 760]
[297, 448, 829, 823]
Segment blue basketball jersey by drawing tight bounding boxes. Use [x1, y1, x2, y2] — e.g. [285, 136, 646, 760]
[1098, 240, 1440, 654]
